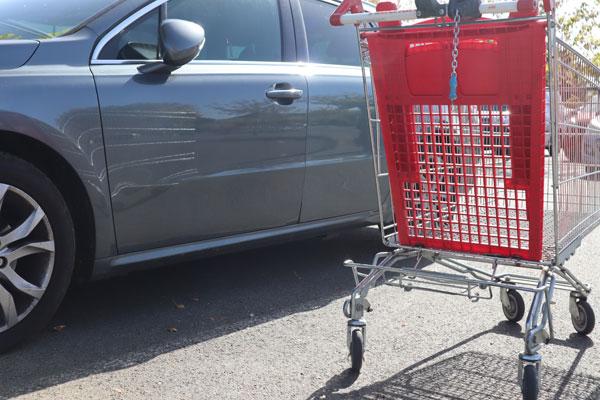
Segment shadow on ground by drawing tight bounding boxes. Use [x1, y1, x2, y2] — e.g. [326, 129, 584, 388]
[309, 323, 599, 400]
[0, 227, 389, 399]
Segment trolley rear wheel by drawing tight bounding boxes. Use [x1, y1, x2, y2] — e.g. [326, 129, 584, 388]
[350, 329, 364, 373]
[503, 289, 526, 323]
[522, 365, 539, 400]
[572, 300, 595, 336]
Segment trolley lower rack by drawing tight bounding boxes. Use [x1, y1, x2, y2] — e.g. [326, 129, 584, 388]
[342, 248, 594, 399]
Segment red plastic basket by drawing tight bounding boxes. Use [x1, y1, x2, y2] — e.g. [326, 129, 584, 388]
[366, 19, 547, 260]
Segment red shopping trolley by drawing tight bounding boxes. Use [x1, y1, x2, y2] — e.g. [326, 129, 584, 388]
[331, 1, 600, 399]
[367, 15, 547, 260]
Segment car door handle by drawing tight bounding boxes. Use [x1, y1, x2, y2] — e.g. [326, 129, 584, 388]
[266, 88, 304, 100]
[266, 83, 304, 105]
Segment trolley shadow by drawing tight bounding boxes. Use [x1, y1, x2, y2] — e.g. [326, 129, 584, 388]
[309, 325, 598, 400]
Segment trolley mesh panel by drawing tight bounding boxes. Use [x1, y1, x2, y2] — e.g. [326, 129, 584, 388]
[543, 39, 600, 260]
[367, 20, 547, 260]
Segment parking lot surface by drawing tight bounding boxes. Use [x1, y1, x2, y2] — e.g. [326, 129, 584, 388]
[1, 227, 600, 400]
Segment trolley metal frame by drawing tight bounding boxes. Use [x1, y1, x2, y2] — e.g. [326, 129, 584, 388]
[332, 1, 600, 398]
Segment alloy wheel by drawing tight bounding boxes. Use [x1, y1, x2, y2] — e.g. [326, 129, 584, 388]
[0, 183, 55, 333]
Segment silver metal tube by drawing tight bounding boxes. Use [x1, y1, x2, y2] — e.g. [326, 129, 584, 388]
[548, 10, 560, 265]
[422, 247, 552, 268]
[356, 26, 390, 247]
[435, 258, 493, 282]
[345, 260, 551, 294]
[357, 15, 545, 32]
[338, 2, 519, 25]
[524, 269, 551, 354]
[555, 265, 591, 296]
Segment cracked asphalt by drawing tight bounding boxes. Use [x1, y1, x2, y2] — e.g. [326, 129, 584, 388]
[1, 226, 599, 399]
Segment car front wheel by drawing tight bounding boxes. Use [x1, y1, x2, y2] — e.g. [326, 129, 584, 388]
[0, 153, 75, 352]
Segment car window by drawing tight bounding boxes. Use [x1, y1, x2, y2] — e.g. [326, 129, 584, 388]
[167, 0, 281, 62]
[99, 8, 160, 60]
[99, 0, 282, 62]
[300, 0, 360, 66]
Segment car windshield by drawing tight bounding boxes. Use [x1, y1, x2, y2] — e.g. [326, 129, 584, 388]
[0, 0, 119, 40]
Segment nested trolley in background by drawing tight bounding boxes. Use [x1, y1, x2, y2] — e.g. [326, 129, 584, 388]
[330, 0, 600, 399]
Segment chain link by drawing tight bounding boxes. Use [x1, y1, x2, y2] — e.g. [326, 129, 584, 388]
[451, 10, 461, 77]
[448, 9, 461, 104]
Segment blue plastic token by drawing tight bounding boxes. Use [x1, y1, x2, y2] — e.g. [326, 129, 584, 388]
[449, 73, 458, 102]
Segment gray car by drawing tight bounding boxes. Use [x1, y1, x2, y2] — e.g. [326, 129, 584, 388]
[0, 0, 380, 351]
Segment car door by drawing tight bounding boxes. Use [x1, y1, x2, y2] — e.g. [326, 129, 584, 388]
[294, 0, 378, 223]
[91, 0, 307, 253]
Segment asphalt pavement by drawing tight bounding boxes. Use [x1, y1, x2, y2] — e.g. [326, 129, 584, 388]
[1, 226, 600, 400]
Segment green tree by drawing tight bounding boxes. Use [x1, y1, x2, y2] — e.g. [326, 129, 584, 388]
[558, 1, 600, 66]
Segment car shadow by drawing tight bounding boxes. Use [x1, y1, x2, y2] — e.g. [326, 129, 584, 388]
[0, 227, 393, 399]
[308, 323, 599, 400]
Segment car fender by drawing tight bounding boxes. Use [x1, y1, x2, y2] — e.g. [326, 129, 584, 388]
[0, 64, 117, 260]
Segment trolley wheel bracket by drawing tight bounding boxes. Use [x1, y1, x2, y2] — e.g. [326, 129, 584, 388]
[569, 291, 586, 318]
[343, 299, 372, 319]
[500, 286, 512, 309]
[534, 329, 551, 346]
[343, 300, 352, 318]
[347, 319, 367, 352]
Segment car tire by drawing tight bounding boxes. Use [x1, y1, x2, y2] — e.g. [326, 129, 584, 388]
[0, 152, 75, 353]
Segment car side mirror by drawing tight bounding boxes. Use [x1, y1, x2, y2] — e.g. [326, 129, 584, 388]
[138, 19, 205, 74]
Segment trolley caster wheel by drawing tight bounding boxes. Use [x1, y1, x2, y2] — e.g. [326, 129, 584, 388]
[521, 365, 539, 400]
[571, 300, 595, 336]
[350, 329, 364, 373]
[502, 289, 526, 323]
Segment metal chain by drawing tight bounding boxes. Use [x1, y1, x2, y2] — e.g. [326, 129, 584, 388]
[449, 9, 461, 104]
[451, 10, 461, 77]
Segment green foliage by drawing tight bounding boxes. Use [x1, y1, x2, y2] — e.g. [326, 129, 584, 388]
[559, 0, 600, 67]
[0, 33, 22, 40]
[0, 28, 69, 40]
[45, 28, 70, 38]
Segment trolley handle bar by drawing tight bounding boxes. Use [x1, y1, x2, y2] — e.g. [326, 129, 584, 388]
[331, 0, 541, 26]
[330, 0, 364, 27]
